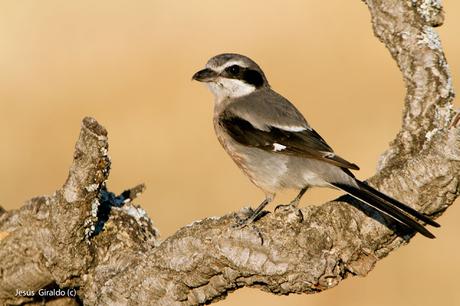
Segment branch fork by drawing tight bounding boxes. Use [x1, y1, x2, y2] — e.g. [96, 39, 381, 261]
[1, 1, 458, 305]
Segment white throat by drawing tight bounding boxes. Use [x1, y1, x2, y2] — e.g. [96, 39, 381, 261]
[207, 77, 256, 103]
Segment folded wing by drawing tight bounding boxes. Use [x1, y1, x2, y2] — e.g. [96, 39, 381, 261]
[219, 109, 360, 170]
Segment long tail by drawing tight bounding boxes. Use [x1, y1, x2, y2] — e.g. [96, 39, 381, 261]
[331, 180, 440, 239]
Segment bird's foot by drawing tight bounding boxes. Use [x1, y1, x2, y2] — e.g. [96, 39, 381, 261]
[233, 197, 272, 231]
[275, 198, 300, 211]
[233, 207, 265, 228]
[233, 207, 255, 229]
[232, 207, 265, 244]
[233, 206, 270, 229]
[274, 202, 303, 223]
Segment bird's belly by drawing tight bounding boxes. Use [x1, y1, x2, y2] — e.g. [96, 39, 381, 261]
[215, 132, 286, 192]
[218, 140, 331, 192]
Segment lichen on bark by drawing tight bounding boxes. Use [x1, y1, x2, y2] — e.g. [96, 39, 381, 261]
[0, 1, 458, 305]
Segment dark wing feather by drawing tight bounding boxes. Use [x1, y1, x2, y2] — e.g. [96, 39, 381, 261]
[219, 111, 360, 170]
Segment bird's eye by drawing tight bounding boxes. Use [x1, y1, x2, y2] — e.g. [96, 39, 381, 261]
[227, 65, 240, 75]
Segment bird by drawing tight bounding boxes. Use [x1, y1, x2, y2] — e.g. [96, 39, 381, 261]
[192, 53, 440, 238]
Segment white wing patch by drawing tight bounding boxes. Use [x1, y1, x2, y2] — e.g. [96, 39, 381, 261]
[273, 143, 287, 152]
[272, 124, 309, 132]
[323, 152, 336, 158]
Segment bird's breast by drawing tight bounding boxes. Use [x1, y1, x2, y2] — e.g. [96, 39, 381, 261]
[213, 119, 292, 193]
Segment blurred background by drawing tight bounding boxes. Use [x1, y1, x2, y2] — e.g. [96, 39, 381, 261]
[0, 1, 458, 305]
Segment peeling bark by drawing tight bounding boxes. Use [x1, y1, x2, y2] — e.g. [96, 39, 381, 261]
[0, 1, 458, 305]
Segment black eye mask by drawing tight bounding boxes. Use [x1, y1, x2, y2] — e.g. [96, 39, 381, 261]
[223, 65, 265, 88]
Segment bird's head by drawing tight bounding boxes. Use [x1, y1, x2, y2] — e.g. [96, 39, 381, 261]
[192, 53, 269, 101]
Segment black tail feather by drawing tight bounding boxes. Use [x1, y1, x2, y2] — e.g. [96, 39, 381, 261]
[355, 180, 440, 228]
[332, 181, 438, 239]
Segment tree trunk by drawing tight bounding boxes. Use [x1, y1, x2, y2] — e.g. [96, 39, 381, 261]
[0, 1, 458, 305]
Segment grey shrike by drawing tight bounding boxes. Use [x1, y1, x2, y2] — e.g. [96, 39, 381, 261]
[192, 53, 439, 238]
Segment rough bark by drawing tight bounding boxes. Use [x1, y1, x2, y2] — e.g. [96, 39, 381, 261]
[0, 0, 458, 305]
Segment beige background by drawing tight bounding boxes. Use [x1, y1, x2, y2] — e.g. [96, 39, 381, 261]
[1, 1, 459, 305]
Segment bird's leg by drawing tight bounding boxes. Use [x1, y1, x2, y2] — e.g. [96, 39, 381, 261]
[288, 187, 308, 207]
[275, 187, 308, 213]
[235, 194, 274, 228]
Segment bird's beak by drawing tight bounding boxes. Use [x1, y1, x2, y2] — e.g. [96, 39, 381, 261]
[192, 68, 218, 82]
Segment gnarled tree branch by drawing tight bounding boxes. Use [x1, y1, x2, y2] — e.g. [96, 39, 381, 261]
[0, 1, 458, 305]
